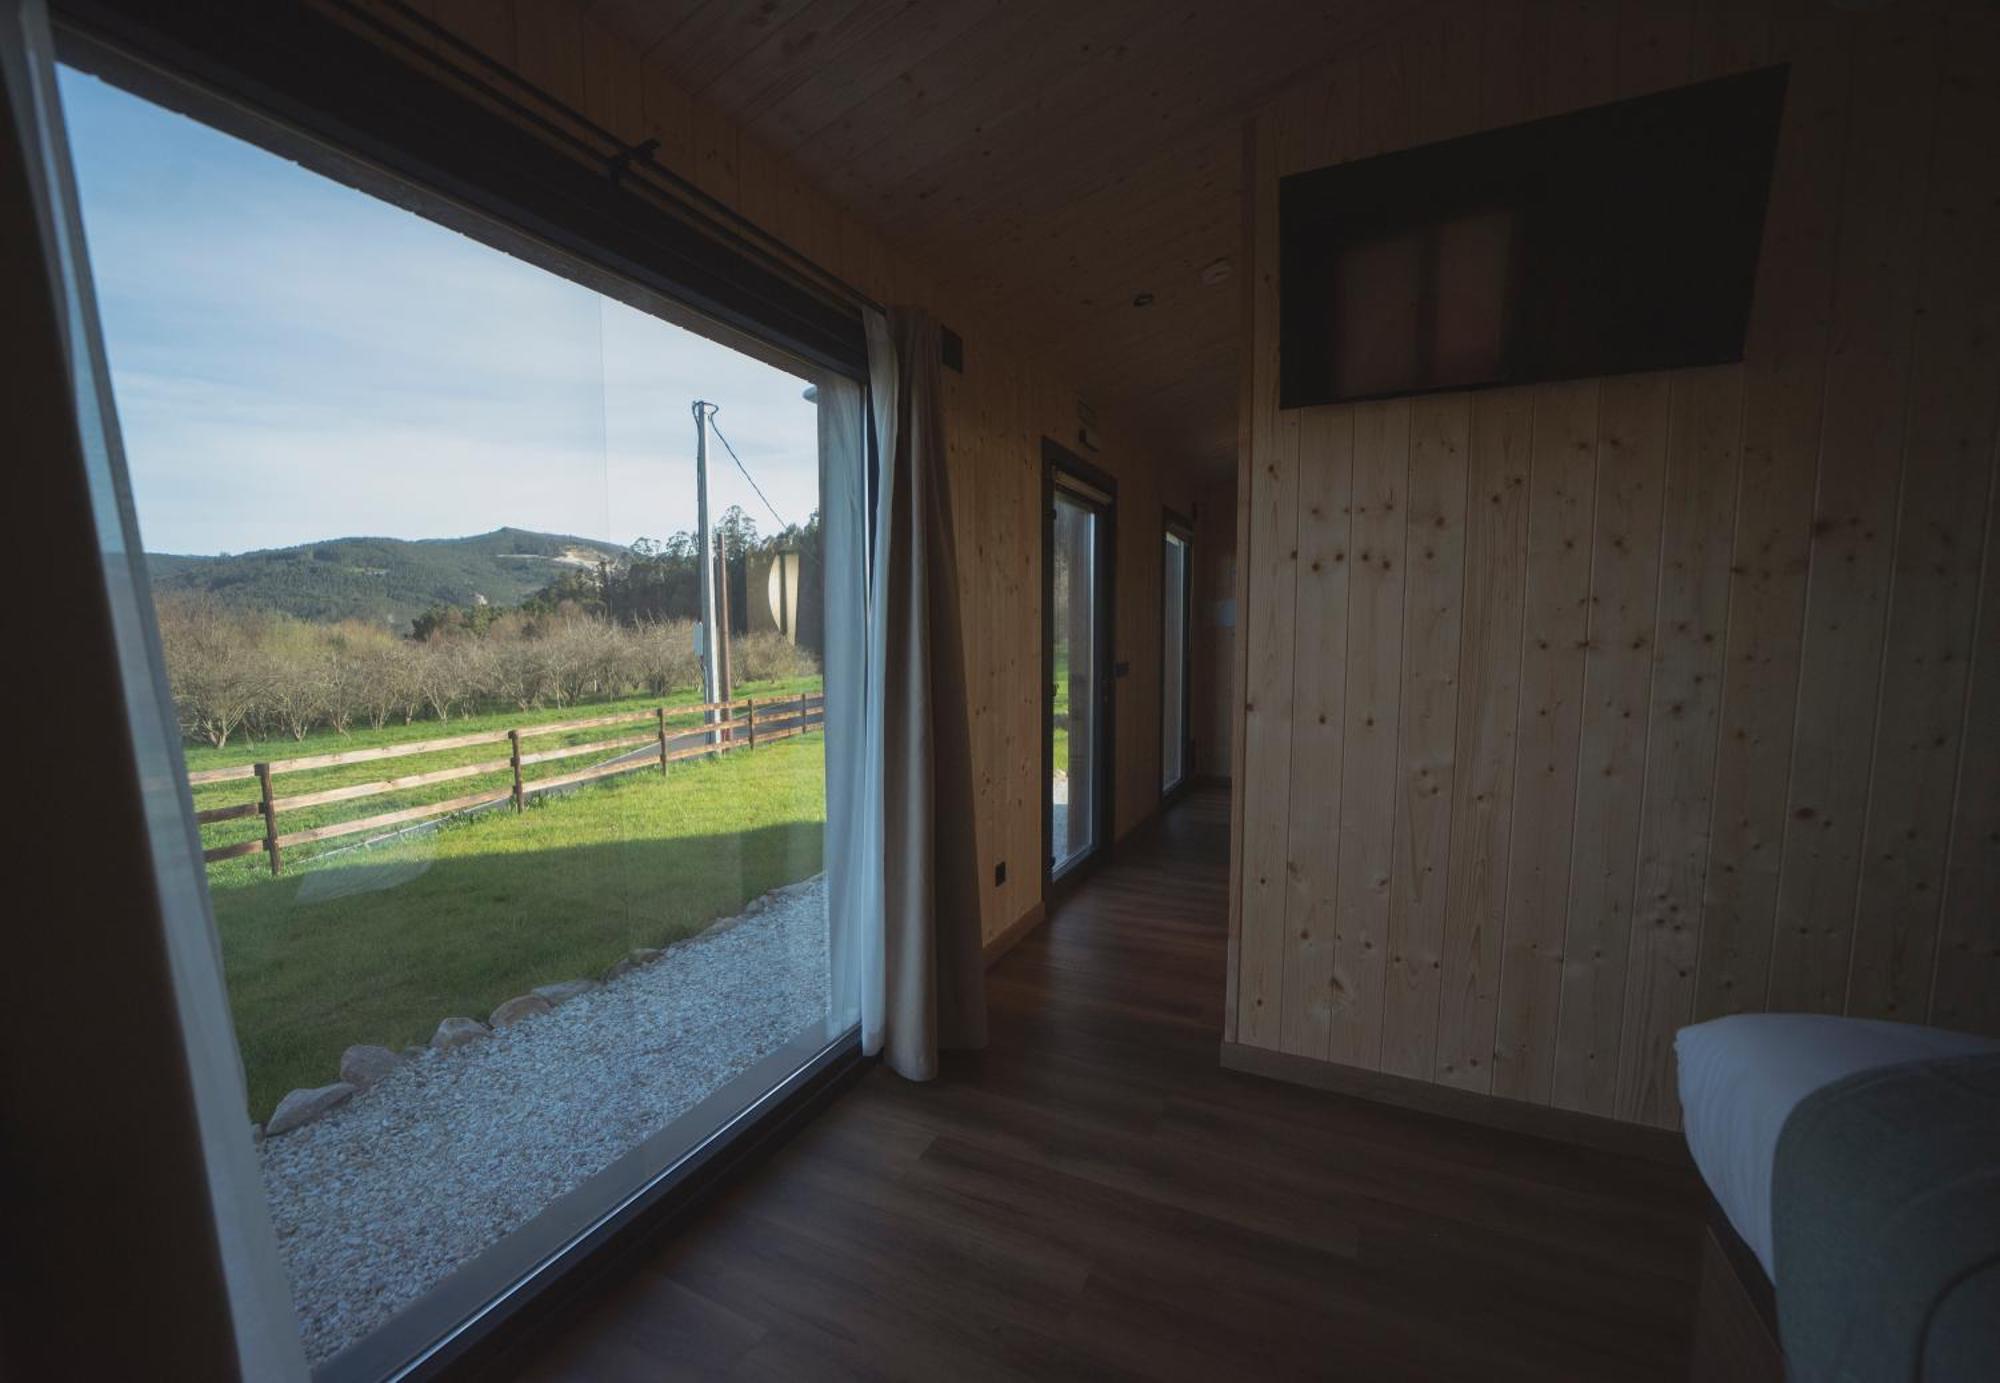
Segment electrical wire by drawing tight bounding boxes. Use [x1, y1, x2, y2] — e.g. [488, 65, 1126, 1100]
[706, 412, 792, 532]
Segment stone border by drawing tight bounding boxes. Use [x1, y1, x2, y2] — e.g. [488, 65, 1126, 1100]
[254, 874, 827, 1141]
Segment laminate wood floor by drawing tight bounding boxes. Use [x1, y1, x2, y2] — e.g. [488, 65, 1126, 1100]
[508, 788, 1704, 1381]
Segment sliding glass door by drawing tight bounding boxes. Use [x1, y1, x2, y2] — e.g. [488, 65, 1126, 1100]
[1162, 518, 1193, 796]
[41, 36, 869, 1378]
[1045, 443, 1115, 885]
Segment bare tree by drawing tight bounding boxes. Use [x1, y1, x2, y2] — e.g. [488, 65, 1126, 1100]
[153, 593, 267, 749]
[344, 628, 411, 730]
[394, 641, 426, 726]
[632, 618, 700, 697]
[152, 585, 817, 753]
[320, 623, 388, 736]
[483, 619, 553, 710]
[258, 619, 333, 741]
[539, 618, 599, 708]
[411, 636, 475, 723]
[576, 617, 629, 702]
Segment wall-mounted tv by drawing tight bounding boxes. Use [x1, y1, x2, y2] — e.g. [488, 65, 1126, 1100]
[1279, 66, 1788, 408]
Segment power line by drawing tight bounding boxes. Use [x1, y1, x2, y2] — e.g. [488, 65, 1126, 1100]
[705, 411, 792, 532]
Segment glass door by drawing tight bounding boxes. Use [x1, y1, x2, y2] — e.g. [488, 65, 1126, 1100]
[1162, 520, 1193, 796]
[1045, 444, 1115, 884]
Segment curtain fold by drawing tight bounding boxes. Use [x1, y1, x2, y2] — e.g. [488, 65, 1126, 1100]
[820, 369, 880, 1051]
[865, 307, 987, 1080]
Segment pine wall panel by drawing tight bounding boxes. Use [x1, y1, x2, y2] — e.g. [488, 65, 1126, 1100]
[364, 0, 1197, 950]
[1229, 0, 2000, 1128]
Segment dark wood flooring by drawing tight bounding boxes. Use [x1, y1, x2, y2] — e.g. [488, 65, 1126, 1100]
[509, 788, 1704, 1381]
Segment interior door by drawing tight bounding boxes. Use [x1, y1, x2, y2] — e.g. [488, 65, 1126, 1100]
[1045, 443, 1115, 884]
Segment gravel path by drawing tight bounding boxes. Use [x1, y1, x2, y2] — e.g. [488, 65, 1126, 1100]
[260, 874, 829, 1364]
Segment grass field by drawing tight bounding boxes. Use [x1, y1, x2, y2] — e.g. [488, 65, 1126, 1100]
[181, 677, 825, 780]
[186, 676, 821, 882]
[1051, 654, 1071, 782]
[182, 685, 827, 1119]
[214, 733, 826, 1120]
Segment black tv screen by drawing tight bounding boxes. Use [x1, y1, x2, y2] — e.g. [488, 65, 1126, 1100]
[1279, 66, 1787, 407]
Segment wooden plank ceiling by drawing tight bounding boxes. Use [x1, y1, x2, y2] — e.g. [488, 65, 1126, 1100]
[581, 0, 1413, 474]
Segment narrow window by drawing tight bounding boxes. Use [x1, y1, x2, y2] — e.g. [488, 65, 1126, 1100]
[1162, 520, 1193, 795]
[1045, 444, 1116, 886]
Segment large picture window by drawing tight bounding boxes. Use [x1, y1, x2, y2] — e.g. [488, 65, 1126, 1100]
[49, 47, 868, 1378]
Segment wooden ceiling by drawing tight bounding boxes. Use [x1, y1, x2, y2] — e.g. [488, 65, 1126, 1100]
[580, 0, 1414, 474]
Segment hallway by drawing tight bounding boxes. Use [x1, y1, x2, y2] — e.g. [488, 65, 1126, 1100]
[514, 788, 1703, 1381]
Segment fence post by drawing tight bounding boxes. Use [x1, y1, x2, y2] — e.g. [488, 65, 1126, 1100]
[746, 697, 757, 749]
[656, 706, 670, 775]
[508, 729, 524, 811]
[255, 762, 281, 876]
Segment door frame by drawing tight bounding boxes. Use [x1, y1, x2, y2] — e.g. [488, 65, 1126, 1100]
[1042, 438, 1117, 901]
[1160, 507, 1195, 806]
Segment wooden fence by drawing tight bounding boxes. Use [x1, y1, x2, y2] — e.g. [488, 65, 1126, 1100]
[189, 691, 826, 875]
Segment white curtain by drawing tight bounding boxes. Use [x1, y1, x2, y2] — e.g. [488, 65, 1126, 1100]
[822, 366, 883, 1053]
[860, 307, 987, 1080]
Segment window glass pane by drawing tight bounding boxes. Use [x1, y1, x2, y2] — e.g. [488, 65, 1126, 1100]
[1051, 492, 1098, 870]
[59, 64, 850, 1371]
[1162, 531, 1189, 791]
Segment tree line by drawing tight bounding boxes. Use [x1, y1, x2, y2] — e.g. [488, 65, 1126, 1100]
[157, 510, 822, 750]
[410, 507, 824, 654]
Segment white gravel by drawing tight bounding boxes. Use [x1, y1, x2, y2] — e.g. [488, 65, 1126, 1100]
[259, 873, 829, 1364]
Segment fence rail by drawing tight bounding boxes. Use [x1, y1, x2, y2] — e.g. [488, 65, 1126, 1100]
[194, 691, 825, 874]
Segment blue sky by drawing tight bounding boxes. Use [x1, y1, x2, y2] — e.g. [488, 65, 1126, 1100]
[58, 67, 821, 558]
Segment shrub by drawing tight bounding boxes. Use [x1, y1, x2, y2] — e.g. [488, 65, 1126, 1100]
[151, 599, 804, 746]
[733, 631, 819, 684]
[632, 619, 700, 698]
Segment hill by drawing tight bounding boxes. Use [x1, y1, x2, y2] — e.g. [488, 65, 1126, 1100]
[147, 527, 626, 630]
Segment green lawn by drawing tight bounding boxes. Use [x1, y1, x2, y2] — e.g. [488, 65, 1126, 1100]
[211, 733, 825, 1120]
[1051, 653, 1071, 781]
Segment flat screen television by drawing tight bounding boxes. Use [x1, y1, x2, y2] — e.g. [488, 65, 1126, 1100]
[1278, 66, 1788, 408]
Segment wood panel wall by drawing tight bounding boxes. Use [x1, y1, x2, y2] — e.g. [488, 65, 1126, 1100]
[1230, 0, 2000, 1128]
[354, 0, 1195, 945]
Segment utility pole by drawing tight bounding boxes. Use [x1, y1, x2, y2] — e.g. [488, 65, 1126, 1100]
[715, 531, 734, 712]
[693, 400, 721, 746]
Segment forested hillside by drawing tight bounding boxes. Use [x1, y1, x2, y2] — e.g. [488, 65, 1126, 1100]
[149, 509, 824, 749]
[146, 527, 626, 628]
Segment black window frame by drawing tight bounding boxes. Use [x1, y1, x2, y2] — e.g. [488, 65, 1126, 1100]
[52, 0, 872, 383]
[1042, 438, 1117, 903]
